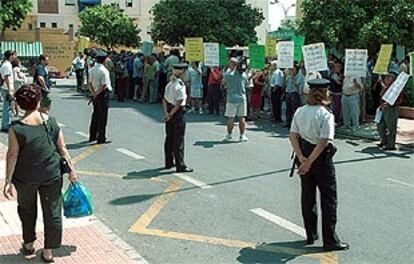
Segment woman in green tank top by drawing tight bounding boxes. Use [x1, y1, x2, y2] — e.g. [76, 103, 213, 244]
[2, 84, 78, 262]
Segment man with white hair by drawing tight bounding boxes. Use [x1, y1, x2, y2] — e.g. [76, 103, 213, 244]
[222, 57, 249, 142]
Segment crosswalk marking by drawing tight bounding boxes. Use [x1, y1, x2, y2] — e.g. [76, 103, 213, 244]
[173, 173, 212, 189]
[116, 148, 145, 160]
[75, 131, 89, 138]
[386, 178, 414, 188]
[250, 208, 306, 238]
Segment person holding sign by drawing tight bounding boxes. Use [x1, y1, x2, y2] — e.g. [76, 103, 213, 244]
[341, 76, 363, 131]
[284, 64, 305, 128]
[377, 70, 404, 151]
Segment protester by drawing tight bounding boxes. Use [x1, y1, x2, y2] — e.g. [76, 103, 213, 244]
[105, 54, 116, 97]
[329, 62, 344, 124]
[289, 78, 349, 252]
[151, 53, 160, 102]
[284, 64, 305, 127]
[377, 70, 404, 151]
[163, 63, 193, 173]
[11, 59, 26, 116]
[341, 75, 363, 131]
[140, 56, 158, 103]
[88, 50, 112, 144]
[222, 57, 249, 142]
[250, 70, 265, 120]
[165, 49, 180, 81]
[398, 57, 408, 74]
[270, 60, 284, 123]
[158, 52, 168, 101]
[132, 53, 144, 100]
[3, 84, 77, 262]
[207, 66, 222, 115]
[72, 52, 85, 92]
[188, 61, 204, 114]
[34, 55, 52, 114]
[0, 50, 17, 132]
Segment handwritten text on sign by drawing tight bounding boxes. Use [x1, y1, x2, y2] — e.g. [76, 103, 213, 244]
[382, 72, 409, 106]
[302, 43, 328, 73]
[344, 49, 368, 77]
[277, 41, 294, 69]
[204, 43, 219, 66]
[185, 37, 204, 62]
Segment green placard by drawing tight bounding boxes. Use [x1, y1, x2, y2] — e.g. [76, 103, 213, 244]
[219, 44, 228, 66]
[249, 44, 265, 70]
[268, 28, 295, 40]
[292, 35, 305, 62]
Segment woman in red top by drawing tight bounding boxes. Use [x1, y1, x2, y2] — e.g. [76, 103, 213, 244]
[207, 66, 222, 115]
[250, 70, 265, 120]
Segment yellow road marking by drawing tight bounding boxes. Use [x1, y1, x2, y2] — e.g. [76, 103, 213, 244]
[71, 144, 102, 165]
[129, 177, 338, 264]
[129, 178, 183, 231]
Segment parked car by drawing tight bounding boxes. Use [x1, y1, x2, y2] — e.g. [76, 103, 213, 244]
[47, 66, 63, 79]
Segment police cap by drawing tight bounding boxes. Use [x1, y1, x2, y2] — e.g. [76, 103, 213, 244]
[95, 50, 108, 58]
[173, 63, 188, 70]
[307, 78, 330, 89]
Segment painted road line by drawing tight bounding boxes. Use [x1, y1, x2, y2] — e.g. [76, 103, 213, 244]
[58, 122, 66, 127]
[250, 208, 306, 238]
[77, 170, 123, 178]
[72, 144, 102, 165]
[116, 148, 145, 160]
[386, 178, 414, 188]
[75, 131, 89, 138]
[173, 173, 212, 189]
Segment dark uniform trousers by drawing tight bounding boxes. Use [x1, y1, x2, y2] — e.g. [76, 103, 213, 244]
[271, 87, 283, 122]
[89, 89, 110, 143]
[14, 178, 63, 249]
[75, 69, 84, 90]
[377, 106, 399, 148]
[164, 103, 186, 170]
[299, 139, 340, 246]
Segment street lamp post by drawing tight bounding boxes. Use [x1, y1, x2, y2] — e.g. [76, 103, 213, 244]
[270, 0, 296, 19]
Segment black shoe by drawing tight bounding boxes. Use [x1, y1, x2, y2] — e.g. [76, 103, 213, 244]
[165, 164, 175, 170]
[323, 242, 350, 251]
[306, 235, 319, 245]
[41, 252, 54, 263]
[382, 146, 397, 151]
[20, 243, 35, 255]
[97, 140, 111, 145]
[376, 143, 384, 148]
[176, 167, 194, 173]
[0, 128, 9, 133]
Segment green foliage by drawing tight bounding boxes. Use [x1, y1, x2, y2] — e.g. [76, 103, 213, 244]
[404, 78, 414, 107]
[78, 4, 141, 49]
[150, 0, 264, 46]
[298, 0, 414, 54]
[0, 0, 32, 32]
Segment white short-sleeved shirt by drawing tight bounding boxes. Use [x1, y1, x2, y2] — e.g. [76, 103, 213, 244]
[290, 105, 335, 144]
[271, 68, 284, 87]
[164, 78, 187, 106]
[342, 76, 362, 95]
[0, 61, 13, 90]
[89, 63, 112, 92]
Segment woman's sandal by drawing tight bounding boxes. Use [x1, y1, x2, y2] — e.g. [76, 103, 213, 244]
[41, 252, 54, 263]
[20, 243, 35, 255]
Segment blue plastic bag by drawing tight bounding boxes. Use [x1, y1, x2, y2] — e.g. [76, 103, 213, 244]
[63, 182, 94, 218]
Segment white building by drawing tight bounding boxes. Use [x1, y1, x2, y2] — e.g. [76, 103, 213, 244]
[32, 0, 269, 44]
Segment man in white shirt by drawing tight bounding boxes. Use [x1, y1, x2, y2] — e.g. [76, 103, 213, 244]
[72, 52, 85, 92]
[341, 75, 363, 131]
[0, 50, 17, 132]
[88, 50, 112, 144]
[270, 61, 284, 123]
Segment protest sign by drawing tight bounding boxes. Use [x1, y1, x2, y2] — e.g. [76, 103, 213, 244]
[302, 42, 328, 72]
[249, 44, 265, 69]
[373, 44, 392, 74]
[344, 49, 368, 77]
[277, 41, 294, 69]
[77, 36, 90, 52]
[219, 44, 228, 66]
[203, 43, 219, 66]
[268, 28, 295, 40]
[292, 35, 305, 62]
[185, 37, 204, 62]
[266, 36, 277, 57]
[142, 41, 154, 56]
[382, 72, 409, 106]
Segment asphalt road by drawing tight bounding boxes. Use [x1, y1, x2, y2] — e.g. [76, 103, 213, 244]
[1, 86, 413, 264]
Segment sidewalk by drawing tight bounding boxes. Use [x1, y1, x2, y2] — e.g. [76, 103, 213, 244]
[336, 118, 414, 146]
[0, 143, 148, 264]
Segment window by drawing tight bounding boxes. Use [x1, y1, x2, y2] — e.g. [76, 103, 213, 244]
[65, 0, 75, 5]
[28, 24, 33, 30]
[38, 0, 59, 14]
[51, 22, 58, 28]
[40, 22, 46, 28]
[126, 0, 133, 7]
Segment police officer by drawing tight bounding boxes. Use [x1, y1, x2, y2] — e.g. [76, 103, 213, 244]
[88, 50, 112, 144]
[163, 63, 193, 173]
[289, 79, 349, 251]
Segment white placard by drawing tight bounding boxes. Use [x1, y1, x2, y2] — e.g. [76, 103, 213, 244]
[382, 72, 410, 106]
[344, 49, 368, 77]
[374, 108, 382, 123]
[302, 43, 328, 73]
[203, 43, 219, 66]
[277, 41, 294, 69]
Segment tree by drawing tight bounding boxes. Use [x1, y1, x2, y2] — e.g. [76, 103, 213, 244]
[150, 0, 264, 46]
[298, 0, 414, 54]
[0, 0, 32, 35]
[78, 4, 141, 49]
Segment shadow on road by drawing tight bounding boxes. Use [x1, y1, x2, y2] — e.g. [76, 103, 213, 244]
[123, 167, 174, 180]
[0, 245, 77, 264]
[193, 140, 236, 148]
[237, 241, 324, 264]
[109, 194, 157, 205]
[67, 141, 91, 150]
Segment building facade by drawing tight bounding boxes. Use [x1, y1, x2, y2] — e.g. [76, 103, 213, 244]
[31, 0, 269, 44]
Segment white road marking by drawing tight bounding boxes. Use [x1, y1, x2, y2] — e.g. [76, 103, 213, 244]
[386, 178, 414, 188]
[75, 131, 89, 138]
[116, 148, 145, 160]
[250, 208, 306, 238]
[173, 173, 212, 189]
[58, 122, 66, 127]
